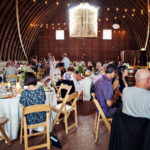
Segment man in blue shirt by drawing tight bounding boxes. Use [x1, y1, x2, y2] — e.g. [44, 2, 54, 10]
[62, 53, 70, 69]
[95, 64, 118, 118]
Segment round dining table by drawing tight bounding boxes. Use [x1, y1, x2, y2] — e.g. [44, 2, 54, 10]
[0, 91, 57, 141]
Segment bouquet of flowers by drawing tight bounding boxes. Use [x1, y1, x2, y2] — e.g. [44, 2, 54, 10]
[77, 65, 85, 74]
[18, 66, 34, 83]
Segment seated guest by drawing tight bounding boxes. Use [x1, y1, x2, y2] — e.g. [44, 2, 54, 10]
[51, 62, 65, 84]
[92, 62, 105, 85]
[20, 72, 46, 125]
[113, 65, 129, 93]
[59, 62, 66, 77]
[63, 66, 74, 80]
[87, 61, 93, 71]
[113, 65, 129, 107]
[0, 76, 2, 83]
[122, 69, 150, 118]
[94, 64, 118, 118]
[3, 62, 17, 82]
[63, 66, 82, 92]
[94, 62, 102, 75]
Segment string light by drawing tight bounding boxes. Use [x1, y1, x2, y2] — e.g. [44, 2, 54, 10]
[33, 0, 36, 2]
[116, 8, 119, 11]
[46, 24, 48, 28]
[114, 16, 117, 20]
[56, 2, 59, 6]
[106, 18, 109, 21]
[133, 9, 136, 12]
[141, 10, 144, 15]
[67, 3, 70, 7]
[124, 8, 128, 12]
[107, 8, 110, 11]
[45, 1, 48, 5]
[122, 15, 126, 19]
[131, 14, 134, 17]
[98, 19, 101, 22]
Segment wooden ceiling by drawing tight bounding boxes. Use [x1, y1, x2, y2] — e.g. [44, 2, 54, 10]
[0, 0, 148, 61]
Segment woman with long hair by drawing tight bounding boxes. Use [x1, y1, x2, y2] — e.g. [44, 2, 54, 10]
[113, 65, 129, 106]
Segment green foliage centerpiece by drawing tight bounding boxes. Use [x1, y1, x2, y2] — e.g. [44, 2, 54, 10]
[18, 66, 34, 83]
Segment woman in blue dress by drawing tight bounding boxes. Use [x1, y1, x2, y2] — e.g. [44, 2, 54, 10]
[20, 72, 46, 125]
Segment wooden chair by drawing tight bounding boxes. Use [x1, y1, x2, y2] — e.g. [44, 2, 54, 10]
[0, 82, 9, 87]
[50, 77, 59, 92]
[6, 75, 18, 82]
[38, 69, 44, 79]
[52, 92, 80, 134]
[56, 83, 72, 102]
[92, 93, 112, 143]
[20, 105, 51, 150]
[0, 117, 11, 145]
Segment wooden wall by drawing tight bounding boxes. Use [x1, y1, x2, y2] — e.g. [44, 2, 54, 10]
[33, 5, 138, 64]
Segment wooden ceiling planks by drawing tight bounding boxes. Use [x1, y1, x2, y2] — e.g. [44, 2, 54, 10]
[0, 0, 149, 61]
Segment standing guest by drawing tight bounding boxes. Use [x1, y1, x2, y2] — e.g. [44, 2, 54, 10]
[62, 53, 70, 69]
[94, 64, 118, 118]
[49, 56, 57, 77]
[40, 56, 46, 69]
[47, 52, 52, 63]
[31, 56, 38, 72]
[19, 72, 46, 125]
[122, 69, 150, 118]
[3, 62, 17, 82]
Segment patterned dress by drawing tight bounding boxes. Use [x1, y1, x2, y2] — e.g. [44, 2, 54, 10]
[20, 86, 46, 125]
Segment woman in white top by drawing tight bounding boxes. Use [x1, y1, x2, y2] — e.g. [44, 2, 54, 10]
[49, 56, 57, 77]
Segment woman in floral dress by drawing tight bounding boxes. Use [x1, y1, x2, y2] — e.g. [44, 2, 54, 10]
[20, 72, 46, 125]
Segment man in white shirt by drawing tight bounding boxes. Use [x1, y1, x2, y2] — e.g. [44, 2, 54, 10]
[3, 62, 17, 82]
[122, 69, 150, 119]
[62, 53, 70, 69]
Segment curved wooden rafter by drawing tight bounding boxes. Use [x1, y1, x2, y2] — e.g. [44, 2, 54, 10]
[0, 0, 149, 61]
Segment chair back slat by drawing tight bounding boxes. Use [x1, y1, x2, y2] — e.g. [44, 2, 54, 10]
[7, 75, 17, 82]
[57, 83, 72, 98]
[23, 104, 50, 115]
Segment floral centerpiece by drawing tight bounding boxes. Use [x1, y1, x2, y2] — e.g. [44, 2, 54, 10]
[18, 65, 34, 83]
[77, 65, 85, 74]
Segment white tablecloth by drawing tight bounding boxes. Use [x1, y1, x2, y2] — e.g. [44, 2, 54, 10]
[0, 91, 57, 141]
[79, 77, 92, 101]
[0, 96, 20, 141]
